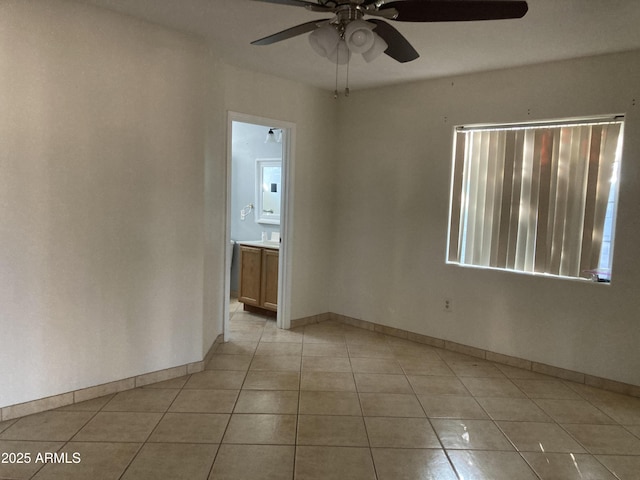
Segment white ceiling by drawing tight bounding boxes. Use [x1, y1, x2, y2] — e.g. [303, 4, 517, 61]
[79, 0, 640, 91]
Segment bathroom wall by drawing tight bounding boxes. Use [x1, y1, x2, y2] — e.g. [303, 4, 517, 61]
[330, 51, 640, 386]
[230, 122, 282, 293]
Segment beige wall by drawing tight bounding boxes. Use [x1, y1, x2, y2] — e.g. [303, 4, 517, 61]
[0, 0, 337, 409]
[0, 0, 209, 407]
[330, 51, 640, 386]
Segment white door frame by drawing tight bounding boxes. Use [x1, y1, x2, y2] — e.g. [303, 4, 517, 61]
[223, 111, 295, 340]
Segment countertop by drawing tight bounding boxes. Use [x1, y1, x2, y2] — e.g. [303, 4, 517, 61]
[236, 240, 280, 250]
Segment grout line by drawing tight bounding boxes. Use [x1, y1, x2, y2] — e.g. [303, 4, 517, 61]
[116, 371, 194, 480]
[6, 308, 639, 480]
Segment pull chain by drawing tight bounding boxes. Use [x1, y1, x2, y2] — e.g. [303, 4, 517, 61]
[345, 55, 350, 97]
[334, 50, 339, 99]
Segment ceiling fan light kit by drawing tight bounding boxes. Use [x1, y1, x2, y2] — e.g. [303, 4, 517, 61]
[344, 20, 375, 53]
[309, 20, 387, 63]
[308, 22, 339, 56]
[362, 33, 388, 63]
[252, 0, 528, 94]
[327, 39, 352, 65]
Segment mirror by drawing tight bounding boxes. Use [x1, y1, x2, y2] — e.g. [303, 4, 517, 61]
[255, 158, 281, 225]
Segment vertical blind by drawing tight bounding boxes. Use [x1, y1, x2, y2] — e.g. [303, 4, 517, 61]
[448, 119, 623, 279]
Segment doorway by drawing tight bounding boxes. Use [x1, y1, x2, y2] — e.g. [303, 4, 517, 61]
[224, 112, 295, 340]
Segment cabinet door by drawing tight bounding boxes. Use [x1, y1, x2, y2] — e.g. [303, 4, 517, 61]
[238, 246, 262, 306]
[261, 248, 279, 311]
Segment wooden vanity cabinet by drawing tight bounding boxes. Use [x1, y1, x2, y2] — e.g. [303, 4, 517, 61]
[260, 248, 279, 311]
[239, 244, 278, 313]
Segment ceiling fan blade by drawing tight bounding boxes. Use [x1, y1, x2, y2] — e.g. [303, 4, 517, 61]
[250, 0, 332, 13]
[380, 0, 528, 22]
[368, 19, 419, 63]
[251, 20, 330, 45]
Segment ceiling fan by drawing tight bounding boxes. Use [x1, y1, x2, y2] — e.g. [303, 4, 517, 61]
[251, 0, 529, 64]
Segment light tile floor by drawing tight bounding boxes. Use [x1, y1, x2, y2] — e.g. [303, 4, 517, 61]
[2, 299, 640, 479]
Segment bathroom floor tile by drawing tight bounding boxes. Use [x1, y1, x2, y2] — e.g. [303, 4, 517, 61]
[589, 395, 640, 425]
[475, 397, 553, 422]
[364, 417, 440, 448]
[432, 418, 514, 450]
[249, 354, 301, 372]
[418, 395, 489, 419]
[210, 444, 295, 480]
[447, 450, 538, 480]
[32, 442, 141, 480]
[371, 448, 457, 480]
[407, 375, 469, 395]
[147, 413, 229, 443]
[102, 388, 178, 412]
[460, 377, 526, 398]
[301, 356, 352, 373]
[597, 455, 640, 480]
[206, 354, 253, 371]
[225, 331, 263, 342]
[255, 342, 303, 356]
[298, 391, 362, 416]
[626, 424, 640, 437]
[229, 313, 266, 329]
[497, 421, 586, 453]
[448, 361, 507, 378]
[120, 442, 217, 480]
[242, 371, 300, 390]
[222, 414, 297, 445]
[0, 419, 17, 434]
[347, 344, 394, 358]
[184, 370, 246, 389]
[303, 332, 346, 345]
[562, 424, 640, 454]
[359, 393, 425, 417]
[349, 357, 403, 374]
[168, 389, 239, 413]
[297, 415, 368, 446]
[354, 373, 413, 393]
[302, 343, 349, 357]
[344, 330, 388, 345]
[387, 343, 442, 361]
[212, 342, 257, 356]
[0, 441, 65, 480]
[233, 390, 299, 414]
[522, 452, 617, 479]
[259, 329, 304, 343]
[72, 412, 162, 442]
[533, 399, 616, 424]
[300, 371, 356, 392]
[395, 357, 455, 376]
[0, 412, 95, 442]
[511, 379, 582, 400]
[294, 446, 376, 480]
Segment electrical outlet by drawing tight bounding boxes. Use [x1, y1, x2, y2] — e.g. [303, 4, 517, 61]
[444, 298, 453, 313]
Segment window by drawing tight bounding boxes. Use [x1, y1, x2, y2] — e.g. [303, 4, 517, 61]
[447, 117, 624, 282]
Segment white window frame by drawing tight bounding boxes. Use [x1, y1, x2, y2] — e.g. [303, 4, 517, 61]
[447, 115, 624, 283]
